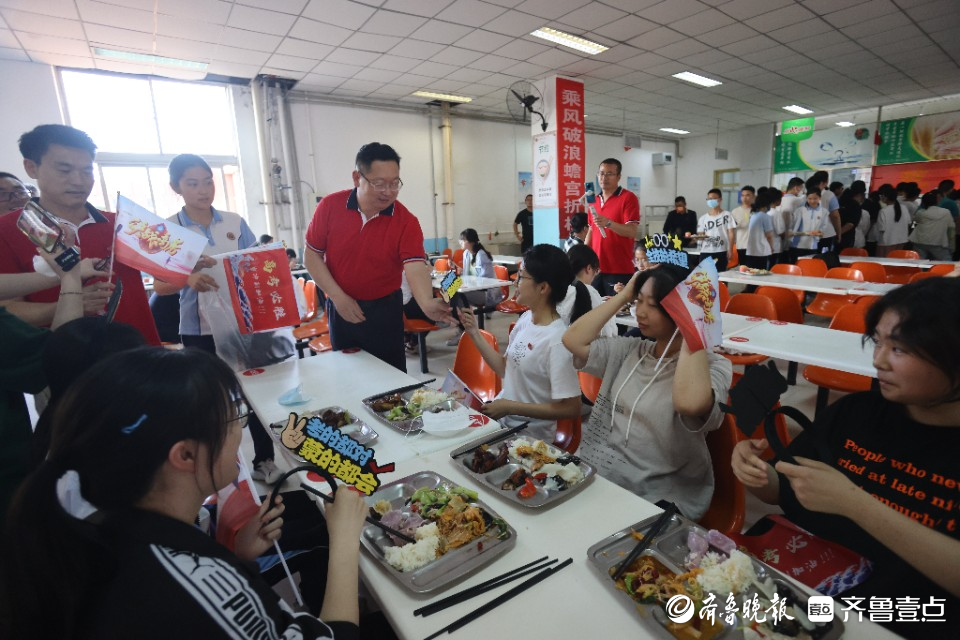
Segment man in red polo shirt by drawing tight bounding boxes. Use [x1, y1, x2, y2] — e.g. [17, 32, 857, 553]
[304, 142, 450, 371]
[0, 125, 159, 345]
[588, 158, 641, 295]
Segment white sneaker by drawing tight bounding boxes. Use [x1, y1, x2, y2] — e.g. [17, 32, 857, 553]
[252, 459, 283, 484]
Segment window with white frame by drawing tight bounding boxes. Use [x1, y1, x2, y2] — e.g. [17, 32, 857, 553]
[59, 69, 245, 218]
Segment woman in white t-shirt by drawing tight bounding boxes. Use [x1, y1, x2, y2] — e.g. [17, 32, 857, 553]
[557, 244, 617, 337]
[459, 244, 582, 442]
[877, 184, 912, 256]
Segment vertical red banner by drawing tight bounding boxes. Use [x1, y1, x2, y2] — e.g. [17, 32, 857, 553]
[555, 77, 585, 239]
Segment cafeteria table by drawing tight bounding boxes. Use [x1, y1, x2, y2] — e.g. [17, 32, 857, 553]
[491, 254, 522, 269]
[432, 274, 512, 330]
[240, 351, 896, 640]
[837, 255, 955, 269]
[615, 312, 876, 377]
[718, 269, 897, 296]
[239, 350, 501, 462]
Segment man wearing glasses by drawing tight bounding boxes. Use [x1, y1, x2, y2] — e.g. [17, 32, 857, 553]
[0, 173, 31, 215]
[588, 158, 641, 296]
[304, 142, 451, 371]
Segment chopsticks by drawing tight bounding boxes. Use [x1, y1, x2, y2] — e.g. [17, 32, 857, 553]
[299, 483, 416, 545]
[375, 378, 436, 399]
[611, 502, 678, 581]
[423, 557, 573, 640]
[414, 556, 555, 617]
[451, 422, 529, 459]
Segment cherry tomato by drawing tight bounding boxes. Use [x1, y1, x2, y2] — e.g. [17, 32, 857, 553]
[517, 477, 537, 499]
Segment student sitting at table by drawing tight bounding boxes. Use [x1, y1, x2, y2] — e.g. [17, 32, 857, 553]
[732, 277, 960, 640]
[446, 228, 499, 346]
[562, 266, 733, 519]
[459, 244, 582, 442]
[558, 244, 617, 337]
[1, 347, 368, 640]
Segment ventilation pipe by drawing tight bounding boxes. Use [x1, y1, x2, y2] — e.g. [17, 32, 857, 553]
[439, 101, 455, 247]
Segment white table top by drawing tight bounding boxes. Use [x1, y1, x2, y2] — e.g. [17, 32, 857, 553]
[241, 353, 892, 640]
[838, 255, 955, 268]
[359, 450, 895, 640]
[491, 254, 522, 266]
[721, 317, 876, 376]
[433, 275, 512, 293]
[615, 312, 876, 376]
[718, 270, 896, 296]
[238, 351, 500, 463]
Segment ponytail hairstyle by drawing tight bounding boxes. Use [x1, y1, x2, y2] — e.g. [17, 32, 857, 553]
[565, 244, 599, 323]
[878, 184, 902, 223]
[521, 244, 574, 309]
[459, 228, 492, 262]
[1, 348, 242, 640]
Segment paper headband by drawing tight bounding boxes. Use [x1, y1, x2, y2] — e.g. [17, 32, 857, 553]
[642, 233, 689, 269]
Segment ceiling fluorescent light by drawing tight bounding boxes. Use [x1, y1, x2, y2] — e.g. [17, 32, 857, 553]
[660, 127, 690, 135]
[530, 27, 608, 55]
[411, 91, 472, 103]
[835, 121, 855, 127]
[672, 71, 722, 88]
[92, 47, 207, 70]
[783, 105, 814, 115]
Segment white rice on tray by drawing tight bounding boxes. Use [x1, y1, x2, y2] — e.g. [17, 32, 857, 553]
[383, 522, 441, 572]
[696, 549, 759, 594]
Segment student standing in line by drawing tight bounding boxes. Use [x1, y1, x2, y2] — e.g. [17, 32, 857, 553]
[731, 185, 755, 266]
[877, 184, 912, 256]
[744, 190, 778, 271]
[153, 154, 281, 484]
[663, 196, 698, 247]
[910, 191, 955, 260]
[786, 188, 827, 261]
[696, 188, 736, 271]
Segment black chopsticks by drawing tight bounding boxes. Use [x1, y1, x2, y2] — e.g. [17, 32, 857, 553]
[611, 503, 678, 581]
[299, 483, 416, 545]
[451, 422, 529, 459]
[414, 556, 555, 617]
[375, 378, 437, 399]
[423, 558, 573, 640]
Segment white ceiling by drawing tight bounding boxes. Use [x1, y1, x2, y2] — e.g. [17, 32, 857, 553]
[1, 0, 959, 137]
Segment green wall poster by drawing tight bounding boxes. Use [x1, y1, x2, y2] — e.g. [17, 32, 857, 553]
[774, 125, 873, 173]
[876, 112, 960, 165]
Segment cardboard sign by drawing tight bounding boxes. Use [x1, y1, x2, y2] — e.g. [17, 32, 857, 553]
[279, 412, 389, 495]
[114, 195, 207, 287]
[222, 248, 300, 334]
[660, 257, 722, 352]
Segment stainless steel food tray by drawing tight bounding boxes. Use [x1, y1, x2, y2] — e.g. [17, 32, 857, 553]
[362, 389, 465, 433]
[360, 471, 517, 593]
[586, 514, 844, 639]
[268, 406, 379, 465]
[450, 433, 595, 509]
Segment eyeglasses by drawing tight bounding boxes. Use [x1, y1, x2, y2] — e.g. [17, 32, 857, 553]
[597, 172, 619, 178]
[231, 398, 251, 429]
[359, 171, 403, 193]
[0, 189, 29, 202]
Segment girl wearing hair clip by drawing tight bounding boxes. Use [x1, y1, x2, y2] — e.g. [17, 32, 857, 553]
[1, 347, 368, 640]
[563, 257, 732, 519]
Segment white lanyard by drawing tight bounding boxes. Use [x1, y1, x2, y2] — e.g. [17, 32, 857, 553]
[609, 329, 679, 445]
